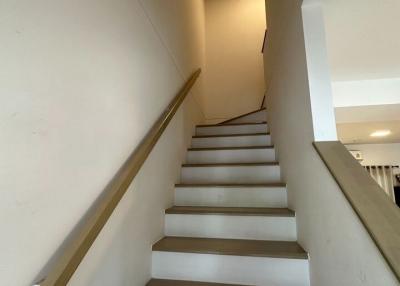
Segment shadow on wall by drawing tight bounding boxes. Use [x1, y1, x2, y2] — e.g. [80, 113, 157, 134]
[203, 0, 266, 123]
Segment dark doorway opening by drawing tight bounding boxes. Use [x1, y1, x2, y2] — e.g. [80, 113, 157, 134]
[394, 187, 400, 207]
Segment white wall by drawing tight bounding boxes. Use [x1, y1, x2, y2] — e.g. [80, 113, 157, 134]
[0, 1, 205, 285]
[69, 97, 203, 286]
[264, 0, 399, 285]
[302, 2, 337, 141]
[322, 0, 400, 82]
[203, 0, 266, 124]
[346, 143, 400, 166]
[332, 78, 400, 107]
[322, 0, 400, 141]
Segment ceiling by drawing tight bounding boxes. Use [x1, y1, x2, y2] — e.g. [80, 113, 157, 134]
[335, 104, 400, 124]
[322, 0, 400, 81]
[337, 120, 400, 144]
[335, 104, 400, 144]
[316, 0, 400, 144]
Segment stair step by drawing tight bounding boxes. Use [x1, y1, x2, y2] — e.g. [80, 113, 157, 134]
[152, 234, 309, 285]
[166, 206, 294, 217]
[191, 133, 271, 148]
[188, 145, 273, 151]
[175, 183, 287, 208]
[165, 207, 297, 240]
[193, 132, 269, 138]
[147, 279, 250, 286]
[195, 123, 268, 136]
[175, 183, 286, 187]
[152, 237, 307, 259]
[151, 113, 311, 286]
[197, 122, 267, 127]
[152, 251, 310, 286]
[186, 146, 275, 164]
[182, 162, 278, 167]
[180, 163, 281, 184]
[218, 108, 267, 125]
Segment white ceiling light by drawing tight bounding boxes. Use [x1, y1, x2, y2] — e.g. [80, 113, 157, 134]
[370, 130, 392, 137]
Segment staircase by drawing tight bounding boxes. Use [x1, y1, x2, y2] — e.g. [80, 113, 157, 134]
[147, 108, 310, 286]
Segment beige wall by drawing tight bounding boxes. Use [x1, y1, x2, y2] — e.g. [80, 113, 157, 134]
[0, 1, 205, 285]
[203, 0, 266, 123]
[346, 143, 400, 167]
[264, 0, 399, 285]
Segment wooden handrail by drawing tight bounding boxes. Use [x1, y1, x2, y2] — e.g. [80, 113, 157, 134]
[261, 29, 267, 53]
[314, 141, 400, 282]
[38, 68, 201, 286]
[260, 95, 266, 109]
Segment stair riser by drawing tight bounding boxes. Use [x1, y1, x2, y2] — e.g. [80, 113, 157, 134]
[175, 187, 287, 207]
[191, 135, 271, 148]
[186, 149, 275, 164]
[196, 124, 267, 136]
[165, 214, 296, 241]
[181, 165, 281, 184]
[225, 110, 267, 124]
[152, 252, 310, 286]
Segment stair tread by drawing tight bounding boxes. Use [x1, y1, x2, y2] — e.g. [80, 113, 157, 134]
[193, 132, 270, 139]
[218, 108, 266, 125]
[152, 237, 308, 259]
[147, 279, 251, 286]
[182, 162, 279, 167]
[188, 145, 274, 151]
[175, 183, 286, 188]
[165, 206, 294, 217]
[197, 122, 267, 128]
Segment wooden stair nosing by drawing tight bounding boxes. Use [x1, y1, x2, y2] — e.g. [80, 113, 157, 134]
[187, 145, 274, 151]
[218, 108, 266, 125]
[197, 122, 267, 128]
[175, 183, 287, 188]
[182, 162, 279, 167]
[152, 237, 308, 260]
[147, 279, 252, 286]
[165, 206, 295, 217]
[192, 132, 270, 139]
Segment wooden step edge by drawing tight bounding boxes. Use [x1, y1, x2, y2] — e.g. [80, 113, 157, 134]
[147, 279, 252, 286]
[197, 121, 267, 128]
[175, 183, 287, 188]
[165, 206, 295, 217]
[187, 145, 274, 151]
[218, 108, 266, 125]
[182, 162, 279, 167]
[152, 237, 308, 260]
[192, 132, 270, 139]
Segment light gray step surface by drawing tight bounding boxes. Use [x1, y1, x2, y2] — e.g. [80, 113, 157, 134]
[191, 133, 271, 148]
[152, 237, 310, 286]
[147, 279, 251, 286]
[220, 109, 267, 125]
[165, 206, 294, 216]
[165, 207, 297, 241]
[152, 251, 310, 286]
[153, 237, 307, 259]
[180, 163, 281, 184]
[186, 146, 275, 164]
[195, 123, 268, 136]
[174, 184, 288, 208]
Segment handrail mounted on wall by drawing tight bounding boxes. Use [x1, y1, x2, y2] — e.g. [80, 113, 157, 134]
[37, 69, 201, 286]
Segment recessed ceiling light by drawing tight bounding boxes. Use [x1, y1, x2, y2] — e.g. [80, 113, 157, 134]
[370, 130, 392, 137]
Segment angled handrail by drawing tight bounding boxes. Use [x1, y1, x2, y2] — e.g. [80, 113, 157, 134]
[260, 95, 266, 108]
[38, 68, 201, 286]
[314, 141, 400, 282]
[261, 29, 268, 53]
